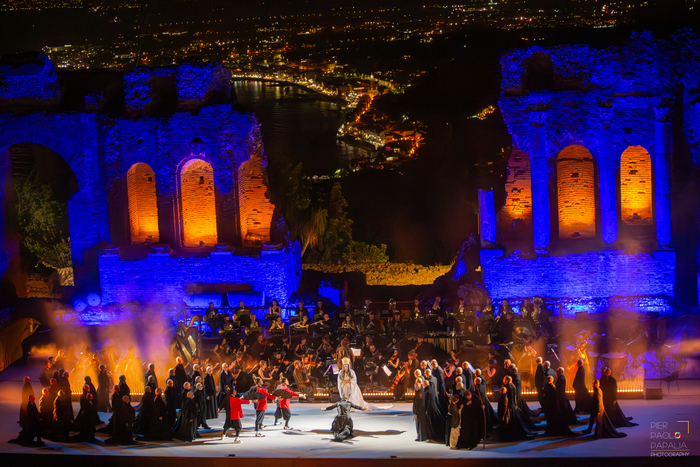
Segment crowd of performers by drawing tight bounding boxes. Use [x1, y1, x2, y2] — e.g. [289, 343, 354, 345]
[9, 295, 640, 449]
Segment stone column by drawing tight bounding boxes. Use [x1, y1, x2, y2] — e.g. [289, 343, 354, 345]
[598, 108, 617, 245]
[654, 108, 672, 247]
[478, 188, 496, 248]
[529, 113, 550, 249]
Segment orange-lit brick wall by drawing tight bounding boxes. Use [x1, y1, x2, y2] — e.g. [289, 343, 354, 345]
[180, 159, 218, 246]
[620, 146, 653, 225]
[126, 163, 159, 243]
[557, 145, 596, 239]
[499, 149, 532, 235]
[238, 156, 274, 243]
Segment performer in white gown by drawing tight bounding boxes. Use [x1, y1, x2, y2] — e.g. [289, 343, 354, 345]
[337, 358, 393, 411]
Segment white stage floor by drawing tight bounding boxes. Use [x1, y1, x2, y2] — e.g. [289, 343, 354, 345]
[1, 359, 699, 461]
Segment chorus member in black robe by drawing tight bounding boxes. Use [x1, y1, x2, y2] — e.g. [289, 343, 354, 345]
[96, 364, 112, 413]
[423, 368, 443, 415]
[164, 379, 178, 428]
[511, 366, 539, 422]
[38, 388, 53, 434]
[423, 378, 446, 441]
[322, 399, 366, 441]
[203, 366, 218, 420]
[447, 396, 461, 449]
[181, 381, 192, 406]
[19, 376, 34, 429]
[194, 382, 211, 429]
[118, 374, 130, 399]
[39, 362, 53, 388]
[166, 367, 182, 410]
[573, 359, 591, 413]
[534, 357, 545, 409]
[57, 371, 71, 399]
[52, 390, 72, 441]
[542, 376, 577, 437]
[173, 391, 200, 441]
[190, 364, 203, 386]
[498, 376, 536, 441]
[582, 379, 626, 438]
[134, 386, 155, 436]
[219, 363, 235, 402]
[412, 376, 429, 441]
[113, 395, 136, 445]
[555, 368, 579, 425]
[144, 363, 158, 389]
[600, 368, 637, 428]
[475, 376, 496, 434]
[82, 376, 101, 425]
[174, 358, 188, 404]
[461, 362, 476, 393]
[457, 391, 484, 450]
[72, 390, 97, 442]
[430, 360, 447, 404]
[142, 388, 172, 441]
[10, 395, 44, 447]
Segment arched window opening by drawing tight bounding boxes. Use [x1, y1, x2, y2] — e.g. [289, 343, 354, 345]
[499, 148, 532, 238]
[127, 163, 159, 243]
[180, 159, 217, 246]
[557, 145, 596, 240]
[620, 146, 653, 226]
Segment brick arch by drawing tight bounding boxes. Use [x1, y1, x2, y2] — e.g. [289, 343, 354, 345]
[556, 145, 597, 240]
[547, 129, 600, 163]
[0, 131, 90, 192]
[126, 162, 160, 243]
[171, 143, 233, 195]
[499, 148, 533, 237]
[619, 146, 653, 226]
[178, 158, 218, 246]
[613, 133, 656, 167]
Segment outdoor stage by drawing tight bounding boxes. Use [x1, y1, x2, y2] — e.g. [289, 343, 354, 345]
[1, 358, 699, 466]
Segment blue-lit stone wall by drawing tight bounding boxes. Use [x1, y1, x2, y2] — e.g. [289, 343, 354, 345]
[481, 33, 700, 313]
[480, 249, 675, 315]
[98, 241, 302, 306]
[0, 61, 287, 305]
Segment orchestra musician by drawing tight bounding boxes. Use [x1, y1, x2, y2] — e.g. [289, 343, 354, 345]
[269, 299, 282, 318]
[291, 315, 311, 333]
[391, 362, 409, 401]
[269, 316, 286, 335]
[340, 315, 358, 333]
[410, 299, 423, 322]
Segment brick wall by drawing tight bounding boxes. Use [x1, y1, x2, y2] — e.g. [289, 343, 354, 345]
[238, 156, 274, 243]
[180, 159, 218, 246]
[620, 146, 653, 225]
[557, 145, 596, 239]
[498, 148, 532, 237]
[126, 162, 159, 242]
[98, 241, 302, 306]
[480, 248, 675, 315]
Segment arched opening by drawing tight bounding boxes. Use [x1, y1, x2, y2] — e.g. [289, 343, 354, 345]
[557, 145, 596, 240]
[620, 146, 653, 226]
[180, 159, 217, 246]
[127, 163, 159, 243]
[523, 51, 554, 91]
[238, 157, 274, 244]
[0, 143, 78, 296]
[498, 148, 532, 240]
